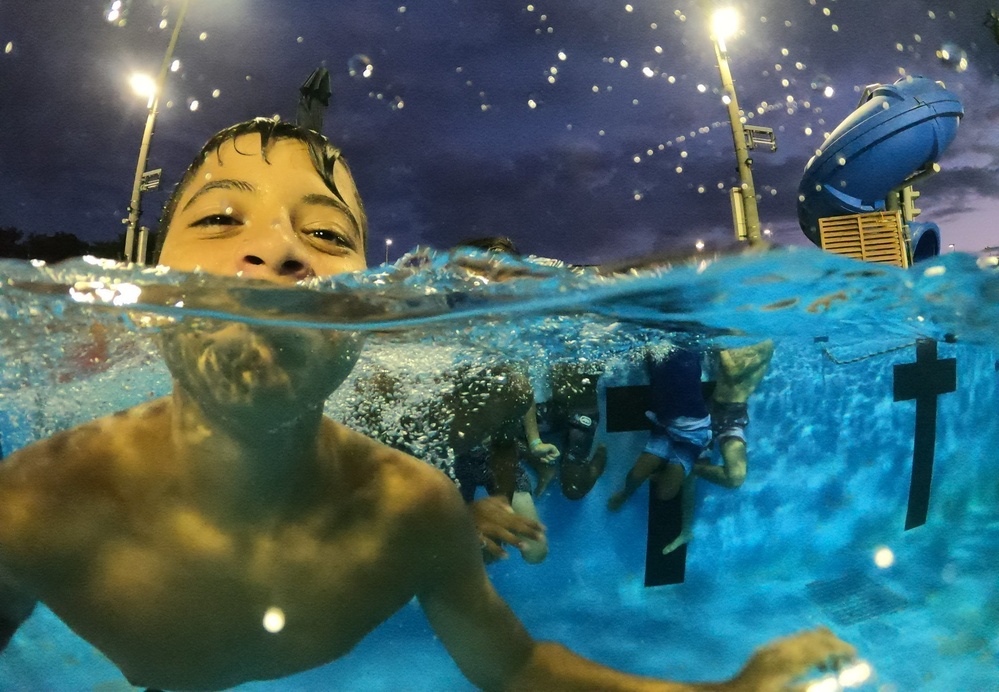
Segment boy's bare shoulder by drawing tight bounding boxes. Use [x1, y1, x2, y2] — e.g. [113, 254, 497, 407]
[0, 399, 172, 568]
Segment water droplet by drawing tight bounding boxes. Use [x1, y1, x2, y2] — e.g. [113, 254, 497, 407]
[936, 42, 968, 73]
[809, 74, 832, 92]
[263, 607, 285, 633]
[348, 54, 374, 79]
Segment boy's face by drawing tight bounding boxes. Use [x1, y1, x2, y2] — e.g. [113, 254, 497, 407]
[157, 134, 367, 412]
[159, 133, 367, 281]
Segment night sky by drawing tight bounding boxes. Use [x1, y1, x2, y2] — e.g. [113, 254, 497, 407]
[1, 0, 998, 265]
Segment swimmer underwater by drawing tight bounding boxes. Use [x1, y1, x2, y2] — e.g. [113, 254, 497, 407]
[0, 118, 855, 690]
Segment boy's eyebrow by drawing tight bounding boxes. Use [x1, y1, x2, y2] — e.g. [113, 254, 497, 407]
[181, 178, 255, 211]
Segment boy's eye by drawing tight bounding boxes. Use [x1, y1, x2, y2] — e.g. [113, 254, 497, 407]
[192, 213, 240, 226]
[307, 229, 355, 248]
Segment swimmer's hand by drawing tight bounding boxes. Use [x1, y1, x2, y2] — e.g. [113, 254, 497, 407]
[528, 440, 560, 464]
[722, 627, 857, 691]
[470, 496, 545, 563]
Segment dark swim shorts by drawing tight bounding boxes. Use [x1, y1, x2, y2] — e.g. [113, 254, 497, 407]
[712, 400, 749, 443]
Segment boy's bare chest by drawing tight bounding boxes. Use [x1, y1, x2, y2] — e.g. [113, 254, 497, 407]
[47, 509, 418, 688]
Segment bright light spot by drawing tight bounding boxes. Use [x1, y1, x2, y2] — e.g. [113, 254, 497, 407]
[781, 47, 789, 56]
[643, 66, 655, 77]
[3, 42, 12, 54]
[199, 32, 208, 41]
[526, 4, 534, 11]
[633, 155, 642, 163]
[655, 45, 663, 54]
[721, 94, 731, 104]
[263, 607, 285, 633]
[824, 86, 835, 98]
[106, 9, 120, 22]
[695, 239, 705, 251]
[823, 7, 831, 16]
[804, 126, 813, 135]
[159, 19, 168, 29]
[838, 660, 873, 687]
[633, 191, 643, 201]
[923, 265, 947, 277]
[528, 98, 537, 109]
[558, 50, 567, 60]
[547, 76, 556, 84]
[129, 73, 157, 99]
[619, 59, 629, 68]
[711, 7, 740, 40]
[212, 88, 221, 98]
[170, 59, 181, 72]
[397, 5, 406, 12]
[385, 238, 393, 246]
[697, 83, 707, 93]
[625, 4, 633, 12]
[667, 75, 676, 84]
[804, 675, 839, 692]
[675, 166, 683, 174]
[189, 99, 200, 111]
[680, 151, 688, 158]
[296, 36, 304, 43]
[874, 546, 895, 568]
[591, 85, 599, 93]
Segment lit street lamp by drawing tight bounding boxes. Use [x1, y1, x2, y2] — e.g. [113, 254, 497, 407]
[710, 8, 764, 247]
[385, 238, 393, 264]
[123, 0, 191, 264]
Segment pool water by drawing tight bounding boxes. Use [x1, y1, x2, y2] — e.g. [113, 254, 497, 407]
[0, 248, 996, 690]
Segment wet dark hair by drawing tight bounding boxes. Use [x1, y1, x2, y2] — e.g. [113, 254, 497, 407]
[151, 117, 368, 264]
[454, 236, 521, 256]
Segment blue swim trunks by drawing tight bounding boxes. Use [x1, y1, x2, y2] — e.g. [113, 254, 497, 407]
[643, 413, 713, 473]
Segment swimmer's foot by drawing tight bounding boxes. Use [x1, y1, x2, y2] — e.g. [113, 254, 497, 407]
[661, 530, 692, 555]
[607, 490, 628, 512]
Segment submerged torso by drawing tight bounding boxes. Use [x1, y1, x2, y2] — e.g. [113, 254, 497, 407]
[0, 399, 442, 690]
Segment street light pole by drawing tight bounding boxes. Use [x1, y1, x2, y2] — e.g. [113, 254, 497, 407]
[123, 0, 191, 264]
[384, 238, 393, 264]
[711, 12, 763, 246]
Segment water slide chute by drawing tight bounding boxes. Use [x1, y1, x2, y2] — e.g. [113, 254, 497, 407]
[797, 76, 963, 261]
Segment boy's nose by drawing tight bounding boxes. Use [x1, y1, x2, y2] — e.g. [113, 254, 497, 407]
[238, 222, 314, 283]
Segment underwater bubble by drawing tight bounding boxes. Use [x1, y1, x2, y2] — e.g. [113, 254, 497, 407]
[936, 42, 968, 73]
[348, 54, 374, 79]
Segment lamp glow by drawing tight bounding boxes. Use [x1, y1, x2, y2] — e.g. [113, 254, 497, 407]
[712, 8, 740, 41]
[129, 73, 157, 99]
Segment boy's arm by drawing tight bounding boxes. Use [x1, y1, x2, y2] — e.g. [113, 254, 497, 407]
[416, 477, 855, 691]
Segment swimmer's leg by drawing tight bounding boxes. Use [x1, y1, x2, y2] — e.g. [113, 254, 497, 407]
[510, 490, 549, 563]
[561, 443, 606, 500]
[607, 452, 663, 511]
[661, 472, 696, 555]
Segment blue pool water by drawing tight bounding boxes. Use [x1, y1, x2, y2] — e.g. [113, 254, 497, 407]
[0, 247, 996, 690]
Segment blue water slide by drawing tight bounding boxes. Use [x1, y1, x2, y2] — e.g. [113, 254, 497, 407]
[797, 76, 963, 260]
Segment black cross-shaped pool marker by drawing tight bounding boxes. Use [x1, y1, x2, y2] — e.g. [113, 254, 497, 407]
[605, 384, 714, 587]
[893, 339, 956, 530]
